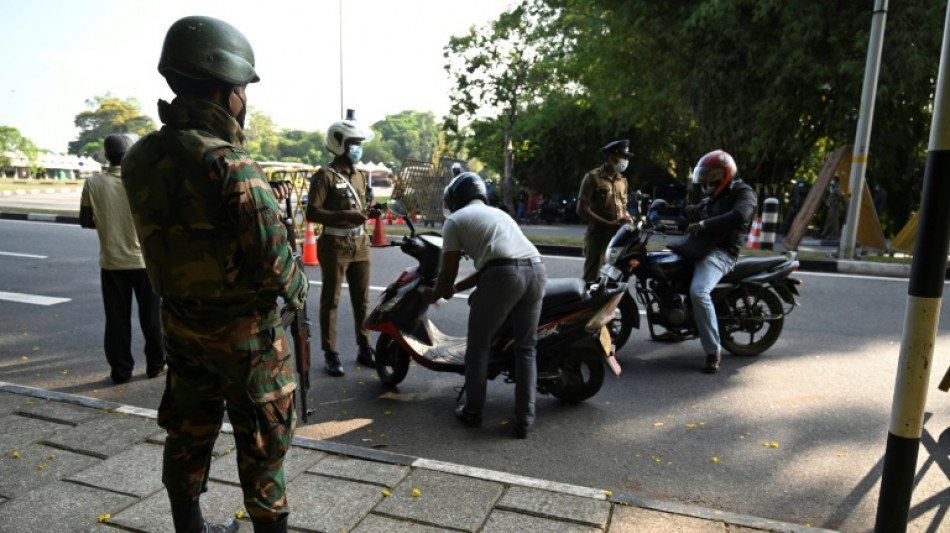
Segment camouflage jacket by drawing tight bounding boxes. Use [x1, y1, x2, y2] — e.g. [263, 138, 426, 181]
[122, 96, 307, 328]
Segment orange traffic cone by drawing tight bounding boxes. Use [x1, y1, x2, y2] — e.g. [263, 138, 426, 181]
[303, 223, 319, 265]
[746, 218, 762, 249]
[372, 215, 387, 246]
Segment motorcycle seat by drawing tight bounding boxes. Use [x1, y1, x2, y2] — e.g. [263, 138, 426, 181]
[726, 256, 789, 281]
[543, 278, 587, 308]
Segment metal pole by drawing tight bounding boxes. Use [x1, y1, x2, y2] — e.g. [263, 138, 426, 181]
[339, 0, 344, 119]
[875, 2, 950, 530]
[840, 0, 888, 259]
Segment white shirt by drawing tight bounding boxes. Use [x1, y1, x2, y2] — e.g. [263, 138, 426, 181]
[442, 200, 540, 270]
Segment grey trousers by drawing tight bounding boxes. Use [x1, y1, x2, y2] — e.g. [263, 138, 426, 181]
[464, 261, 547, 427]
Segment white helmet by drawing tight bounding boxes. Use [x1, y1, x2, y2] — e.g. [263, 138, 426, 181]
[326, 120, 375, 156]
[451, 162, 462, 176]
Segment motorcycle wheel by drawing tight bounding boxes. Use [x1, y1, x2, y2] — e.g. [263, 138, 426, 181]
[719, 285, 784, 357]
[549, 350, 606, 403]
[375, 334, 410, 386]
[609, 292, 637, 351]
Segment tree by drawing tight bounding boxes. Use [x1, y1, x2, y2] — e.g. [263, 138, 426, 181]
[371, 110, 439, 163]
[69, 93, 156, 161]
[444, 1, 567, 209]
[0, 126, 40, 175]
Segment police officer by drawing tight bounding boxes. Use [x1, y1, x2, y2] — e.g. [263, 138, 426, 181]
[122, 16, 308, 533]
[306, 117, 381, 377]
[576, 139, 634, 281]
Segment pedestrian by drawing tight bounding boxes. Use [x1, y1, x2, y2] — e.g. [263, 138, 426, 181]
[422, 172, 546, 439]
[305, 115, 381, 377]
[515, 189, 529, 223]
[683, 150, 757, 374]
[122, 16, 308, 533]
[79, 133, 165, 385]
[822, 175, 845, 239]
[786, 179, 807, 233]
[576, 139, 634, 281]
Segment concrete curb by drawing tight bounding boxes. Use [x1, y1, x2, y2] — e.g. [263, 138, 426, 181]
[0, 380, 833, 532]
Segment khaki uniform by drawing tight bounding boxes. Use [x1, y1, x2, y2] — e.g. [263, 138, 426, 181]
[306, 162, 373, 352]
[578, 165, 628, 281]
[122, 95, 308, 523]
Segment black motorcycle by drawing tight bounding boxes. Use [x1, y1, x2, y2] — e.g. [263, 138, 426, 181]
[602, 217, 802, 356]
[366, 202, 626, 403]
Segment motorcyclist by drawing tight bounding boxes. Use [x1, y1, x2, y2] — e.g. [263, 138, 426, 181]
[422, 172, 547, 438]
[684, 150, 757, 374]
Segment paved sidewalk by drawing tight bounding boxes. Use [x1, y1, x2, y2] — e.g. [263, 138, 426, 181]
[0, 382, 832, 532]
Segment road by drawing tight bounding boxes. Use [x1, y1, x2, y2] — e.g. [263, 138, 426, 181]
[2, 216, 950, 531]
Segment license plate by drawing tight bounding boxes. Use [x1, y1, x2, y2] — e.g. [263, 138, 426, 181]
[600, 264, 623, 281]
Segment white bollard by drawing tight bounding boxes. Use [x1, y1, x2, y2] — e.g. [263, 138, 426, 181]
[761, 198, 779, 251]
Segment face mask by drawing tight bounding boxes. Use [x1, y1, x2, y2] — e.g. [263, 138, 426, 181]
[347, 144, 363, 164]
[613, 159, 629, 173]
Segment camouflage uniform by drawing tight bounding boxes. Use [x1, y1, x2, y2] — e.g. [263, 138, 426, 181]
[305, 163, 372, 352]
[122, 95, 308, 523]
[578, 165, 628, 281]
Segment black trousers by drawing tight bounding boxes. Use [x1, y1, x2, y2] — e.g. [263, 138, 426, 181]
[101, 268, 164, 378]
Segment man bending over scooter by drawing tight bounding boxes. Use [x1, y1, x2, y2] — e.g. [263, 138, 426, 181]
[422, 172, 548, 439]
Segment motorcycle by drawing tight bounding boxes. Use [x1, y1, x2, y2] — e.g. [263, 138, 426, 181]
[602, 208, 802, 357]
[366, 202, 626, 403]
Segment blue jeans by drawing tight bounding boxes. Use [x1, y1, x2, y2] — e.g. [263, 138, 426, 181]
[689, 249, 737, 355]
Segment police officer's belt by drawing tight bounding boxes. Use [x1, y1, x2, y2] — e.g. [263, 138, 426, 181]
[322, 226, 364, 238]
[483, 256, 543, 269]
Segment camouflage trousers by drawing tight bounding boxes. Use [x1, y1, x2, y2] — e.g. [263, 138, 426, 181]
[158, 311, 297, 524]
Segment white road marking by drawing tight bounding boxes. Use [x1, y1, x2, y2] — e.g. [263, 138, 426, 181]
[0, 251, 47, 259]
[0, 291, 71, 305]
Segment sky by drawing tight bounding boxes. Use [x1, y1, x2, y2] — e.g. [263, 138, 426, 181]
[0, 0, 516, 153]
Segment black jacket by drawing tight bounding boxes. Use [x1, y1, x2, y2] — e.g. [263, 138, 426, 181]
[699, 180, 757, 257]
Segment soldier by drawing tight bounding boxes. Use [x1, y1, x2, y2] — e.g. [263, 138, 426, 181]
[80, 133, 165, 384]
[122, 16, 308, 533]
[576, 139, 634, 281]
[306, 116, 381, 377]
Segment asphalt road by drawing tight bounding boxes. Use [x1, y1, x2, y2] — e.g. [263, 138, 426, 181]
[2, 215, 950, 531]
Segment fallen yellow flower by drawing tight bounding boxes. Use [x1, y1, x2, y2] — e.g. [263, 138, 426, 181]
[235, 510, 244, 519]
[382, 490, 391, 497]
[36, 464, 47, 471]
[685, 423, 697, 429]
[712, 457, 720, 463]
[411, 489, 421, 497]
[604, 490, 613, 497]
[48, 454, 55, 460]
[385, 410, 392, 416]
[21, 356, 27, 361]
[60, 370, 68, 375]
[11, 451, 20, 459]
[98, 514, 111, 523]
[653, 422, 665, 427]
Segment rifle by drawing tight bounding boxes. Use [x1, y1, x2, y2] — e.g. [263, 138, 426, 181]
[279, 193, 314, 423]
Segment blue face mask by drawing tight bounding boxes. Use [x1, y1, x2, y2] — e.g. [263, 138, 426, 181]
[347, 145, 363, 164]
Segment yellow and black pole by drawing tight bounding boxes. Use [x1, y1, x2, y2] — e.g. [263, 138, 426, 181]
[875, 3, 950, 530]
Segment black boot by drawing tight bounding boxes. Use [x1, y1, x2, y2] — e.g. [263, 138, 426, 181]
[170, 498, 239, 533]
[324, 351, 345, 377]
[703, 352, 721, 374]
[253, 516, 288, 533]
[357, 345, 376, 368]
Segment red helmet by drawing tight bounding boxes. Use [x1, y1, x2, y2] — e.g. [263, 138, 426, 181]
[691, 150, 737, 198]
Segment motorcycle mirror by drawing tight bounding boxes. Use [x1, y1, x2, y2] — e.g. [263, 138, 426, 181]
[389, 200, 409, 218]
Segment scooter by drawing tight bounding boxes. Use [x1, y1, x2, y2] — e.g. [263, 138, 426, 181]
[366, 202, 626, 403]
[603, 204, 802, 356]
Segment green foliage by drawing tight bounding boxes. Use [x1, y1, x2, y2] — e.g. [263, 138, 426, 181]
[69, 93, 156, 160]
[0, 126, 40, 171]
[372, 110, 439, 163]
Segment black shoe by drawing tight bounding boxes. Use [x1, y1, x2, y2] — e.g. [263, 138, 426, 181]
[514, 423, 530, 439]
[110, 371, 131, 384]
[703, 352, 721, 374]
[324, 351, 345, 377]
[250, 516, 286, 533]
[147, 365, 167, 378]
[356, 345, 376, 368]
[170, 498, 239, 533]
[454, 404, 482, 428]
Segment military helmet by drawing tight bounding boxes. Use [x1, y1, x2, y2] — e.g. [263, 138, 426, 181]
[443, 172, 488, 213]
[158, 16, 260, 85]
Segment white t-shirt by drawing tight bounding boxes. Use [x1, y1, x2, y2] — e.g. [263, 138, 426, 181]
[443, 201, 540, 270]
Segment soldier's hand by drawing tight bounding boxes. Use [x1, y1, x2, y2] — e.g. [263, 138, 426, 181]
[270, 181, 293, 201]
[366, 207, 382, 219]
[687, 222, 704, 234]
